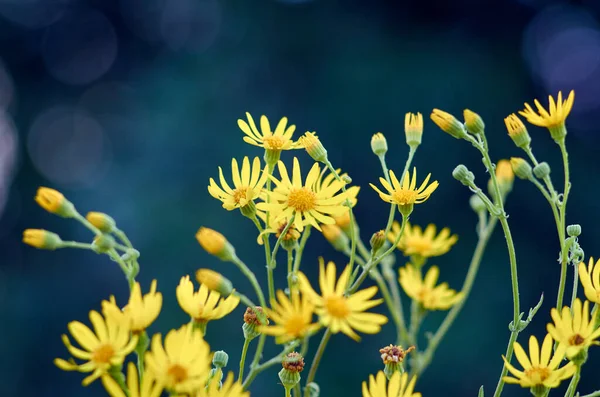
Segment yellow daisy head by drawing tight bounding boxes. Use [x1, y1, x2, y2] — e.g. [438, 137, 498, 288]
[54, 310, 138, 386]
[502, 334, 575, 389]
[237, 112, 299, 164]
[398, 265, 463, 310]
[389, 221, 458, 259]
[176, 275, 240, 326]
[519, 90, 574, 141]
[197, 372, 249, 397]
[547, 298, 600, 360]
[101, 362, 163, 397]
[208, 156, 269, 216]
[260, 290, 321, 344]
[298, 258, 388, 341]
[145, 324, 212, 394]
[370, 168, 438, 216]
[578, 257, 600, 304]
[362, 371, 421, 397]
[256, 157, 348, 232]
[124, 280, 162, 333]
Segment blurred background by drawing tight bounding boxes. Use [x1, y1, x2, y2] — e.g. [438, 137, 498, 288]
[1, 0, 600, 395]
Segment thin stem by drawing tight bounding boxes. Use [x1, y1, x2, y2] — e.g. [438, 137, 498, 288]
[401, 148, 416, 180]
[231, 256, 266, 307]
[60, 241, 94, 250]
[285, 387, 292, 397]
[115, 229, 134, 248]
[108, 249, 134, 290]
[287, 248, 295, 294]
[372, 268, 407, 341]
[73, 212, 102, 236]
[557, 141, 571, 311]
[293, 226, 311, 275]
[271, 215, 295, 269]
[242, 340, 300, 388]
[238, 338, 251, 382]
[414, 217, 498, 376]
[251, 216, 274, 303]
[580, 391, 600, 397]
[304, 328, 332, 396]
[565, 366, 581, 397]
[570, 261, 579, 310]
[408, 302, 425, 348]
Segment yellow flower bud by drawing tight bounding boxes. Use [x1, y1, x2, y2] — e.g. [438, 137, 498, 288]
[510, 157, 532, 180]
[404, 112, 423, 148]
[321, 224, 349, 252]
[22, 229, 63, 250]
[34, 187, 75, 217]
[463, 109, 485, 135]
[333, 211, 352, 234]
[196, 227, 235, 261]
[430, 109, 466, 139]
[371, 132, 388, 156]
[299, 132, 327, 163]
[504, 114, 531, 149]
[86, 212, 116, 233]
[196, 269, 233, 296]
[494, 159, 514, 197]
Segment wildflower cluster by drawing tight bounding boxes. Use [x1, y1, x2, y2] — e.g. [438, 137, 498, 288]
[25, 91, 600, 397]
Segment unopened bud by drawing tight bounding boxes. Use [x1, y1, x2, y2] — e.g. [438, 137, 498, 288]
[299, 132, 327, 163]
[22, 229, 63, 250]
[510, 157, 532, 180]
[495, 160, 514, 196]
[341, 175, 352, 184]
[431, 109, 467, 139]
[196, 227, 236, 261]
[86, 212, 116, 233]
[196, 269, 233, 296]
[533, 162, 551, 179]
[34, 187, 76, 218]
[463, 109, 485, 135]
[334, 211, 352, 234]
[469, 195, 486, 213]
[404, 112, 423, 148]
[371, 133, 388, 156]
[567, 224, 581, 237]
[321, 224, 349, 252]
[92, 234, 116, 253]
[452, 165, 475, 186]
[504, 114, 531, 149]
[370, 230, 386, 253]
[212, 351, 229, 368]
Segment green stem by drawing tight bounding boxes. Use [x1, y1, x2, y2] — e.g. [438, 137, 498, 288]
[115, 229, 134, 248]
[401, 148, 416, 180]
[73, 212, 102, 236]
[570, 261, 579, 309]
[408, 302, 425, 348]
[109, 367, 129, 396]
[565, 366, 581, 397]
[231, 256, 266, 307]
[242, 340, 300, 389]
[293, 226, 311, 275]
[60, 241, 94, 250]
[414, 217, 498, 376]
[304, 328, 332, 396]
[271, 215, 295, 269]
[285, 387, 292, 397]
[580, 391, 600, 397]
[287, 248, 295, 293]
[372, 268, 407, 341]
[108, 249, 134, 290]
[251, 216, 274, 303]
[239, 338, 251, 382]
[557, 141, 571, 311]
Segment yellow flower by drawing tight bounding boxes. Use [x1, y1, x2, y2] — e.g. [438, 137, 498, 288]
[260, 290, 321, 344]
[362, 371, 421, 397]
[257, 157, 349, 232]
[237, 112, 298, 152]
[519, 90, 574, 141]
[405, 112, 423, 148]
[208, 156, 269, 213]
[578, 257, 600, 304]
[388, 221, 457, 259]
[195, 268, 233, 296]
[502, 334, 575, 389]
[496, 159, 514, 185]
[101, 362, 163, 397]
[125, 280, 162, 332]
[298, 259, 388, 341]
[398, 265, 463, 310]
[313, 166, 360, 208]
[54, 310, 138, 386]
[145, 325, 212, 394]
[176, 275, 240, 324]
[547, 298, 600, 359]
[196, 372, 249, 397]
[369, 168, 438, 215]
[22, 228, 63, 250]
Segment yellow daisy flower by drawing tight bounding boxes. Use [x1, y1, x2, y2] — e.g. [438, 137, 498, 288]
[362, 371, 421, 397]
[145, 324, 212, 394]
[502, 334, 575, 389]
[237, 112, 298, 154]
[260, 290, 321, 344]
[578, 257, 600, 304]
[54, 310, 138, 386]
[125, 280, 162, 333]
[101, 362, 163, 397]
[257, 157, 349, 232]
[519, 90, 574, 141]
[369, 168, 438, 215]
[196, 372, 249, 397]
[388, 221, 457, 259]
[298, 259, 388, 341]
[398, 265, 463, 310]
[176, 275, 240, 326]
[313, 167, 360, 207]
[547, 298, 600, 359]
[208, 156, 269, 214]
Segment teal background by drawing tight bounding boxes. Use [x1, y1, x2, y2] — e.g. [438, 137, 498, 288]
[1, 0, 600, 396]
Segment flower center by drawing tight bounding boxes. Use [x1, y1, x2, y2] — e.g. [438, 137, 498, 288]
[288, 188, 317, 212]
[167, 364, 189, 384]
[569, 334, 585, 346]
[92, 344, 115, 364]
[524, 367, 550, 384]
[405, 237, 432, 255]
[232, 187, 249, 204]
[324, 295, 350, 318]
[392, 189, 417, 205]
[263, 136, 286, 150]
[285, 314, 308, 337]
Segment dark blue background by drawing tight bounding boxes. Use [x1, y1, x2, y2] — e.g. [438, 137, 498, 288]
[1, 0, 600, 396]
